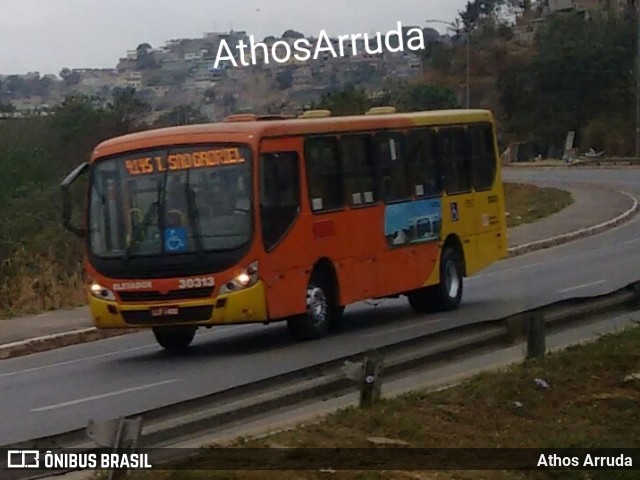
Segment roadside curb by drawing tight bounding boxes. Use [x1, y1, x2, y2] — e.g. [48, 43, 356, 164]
[0, 191, 637, 361]
[504, 163, 640, 170]
[0, 328, 131, 360]
[504, 164, 569, 169]
[508, 191, 639, 258]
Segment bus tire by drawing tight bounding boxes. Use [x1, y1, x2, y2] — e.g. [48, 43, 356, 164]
[432, 247, 464, 311]
[153, 326, 196, 352]
[408, 247, 463, 313]
[287, 279, 332, 340]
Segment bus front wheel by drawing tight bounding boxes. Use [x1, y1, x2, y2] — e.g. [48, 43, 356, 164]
[288, 279, 333, 340]
[153, 326, 197, 352]
[408, 247, 464, 313]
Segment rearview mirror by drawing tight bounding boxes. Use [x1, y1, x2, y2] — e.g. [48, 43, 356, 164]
[61, 162, 89, 237]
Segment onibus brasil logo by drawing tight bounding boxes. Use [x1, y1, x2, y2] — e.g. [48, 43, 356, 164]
[6, 450, 152, 470]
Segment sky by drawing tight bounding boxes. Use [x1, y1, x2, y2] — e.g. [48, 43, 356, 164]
[1, 0, 468, 76]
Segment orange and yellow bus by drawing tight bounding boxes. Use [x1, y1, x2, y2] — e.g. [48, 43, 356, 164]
[61, 108, 507, 351]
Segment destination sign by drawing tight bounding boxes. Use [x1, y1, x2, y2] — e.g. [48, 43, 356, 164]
[124, 147, 246, 176]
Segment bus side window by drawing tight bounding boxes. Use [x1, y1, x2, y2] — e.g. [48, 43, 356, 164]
[469, 124, 497, 191]
[406, 128, 441, 198]
[339, 134, 376, 206]
[375, 132, 411, 203]
[304, 137, 343, 212]
[440, 127, 472, 195]
[260, 152, 301, 251]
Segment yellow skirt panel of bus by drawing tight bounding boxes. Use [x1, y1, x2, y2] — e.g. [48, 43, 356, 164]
[212, 281, 269, 324]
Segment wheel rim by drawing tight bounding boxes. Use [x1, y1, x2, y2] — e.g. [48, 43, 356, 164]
[306, 286, 328, 327]
[445, 260, 460, 299]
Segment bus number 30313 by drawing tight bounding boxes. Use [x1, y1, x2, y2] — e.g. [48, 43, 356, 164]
[179, 277, 215, 289]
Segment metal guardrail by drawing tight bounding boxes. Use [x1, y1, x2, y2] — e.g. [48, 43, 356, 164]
[3, 281, 640, 479]
[575, 157, 640, 166]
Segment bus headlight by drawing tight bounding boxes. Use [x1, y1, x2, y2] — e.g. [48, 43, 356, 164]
[90, 282, 116, 301]
[220, 262, 259, 294]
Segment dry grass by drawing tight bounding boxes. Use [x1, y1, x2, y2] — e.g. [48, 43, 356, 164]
[0, 244, 85, 318]
[120, 326, 640, 480]
[504, 183, 573, 228]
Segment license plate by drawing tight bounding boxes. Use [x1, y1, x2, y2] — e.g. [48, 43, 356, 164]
[151, 307, 179, 317]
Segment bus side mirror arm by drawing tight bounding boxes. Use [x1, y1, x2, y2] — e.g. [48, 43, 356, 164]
[61, 162, 89, 238]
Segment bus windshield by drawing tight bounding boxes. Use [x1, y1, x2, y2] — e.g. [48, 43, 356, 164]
[88, 144, 253, 258]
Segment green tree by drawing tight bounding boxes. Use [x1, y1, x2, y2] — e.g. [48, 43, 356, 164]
[0, 89, 153, 314]
[153, 106, 208, 127]
[282, 30, 304, 39]
[50, 94, 106, 150]
[498, 12, 634, 153]
[0, 103, 16, 113]
[460, 0, 502, 31]
[136, 43, 157, 70]
[372, 83, 458, 111]
[398, 84, 458, 111]
[315, 83, 369, 116]
[59, 68, 81, 87]
[108, 87, 152, 134]
[5, 76, 31, 97]
[203, 88, 216, 103]
[276, 67, 294, 90]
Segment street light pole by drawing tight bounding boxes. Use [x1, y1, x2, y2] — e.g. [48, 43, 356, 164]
[465, 30, 470, 109]
[426, 19, 471, 108]
[636, 2, 640, 158]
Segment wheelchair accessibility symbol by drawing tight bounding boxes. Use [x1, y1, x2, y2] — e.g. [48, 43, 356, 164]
[164, 228, 187, 252]
[450, 202, 459, 223]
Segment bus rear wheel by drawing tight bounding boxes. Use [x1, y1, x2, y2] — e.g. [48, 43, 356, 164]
[153, 326, 197, 352]
[288, 279, 333, 340]
[408, 247, 464, 313]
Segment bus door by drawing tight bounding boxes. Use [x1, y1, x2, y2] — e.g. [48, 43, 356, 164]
[468, 123, 505, 268]
[438, 126, 478, 272]
[258, 138, 307, 319]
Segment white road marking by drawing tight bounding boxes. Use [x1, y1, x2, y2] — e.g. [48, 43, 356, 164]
[0, 327, 230, 379]
[470, 233, 640, 283]
[0, 345, 157, 379]
[469, 260, 550, 280]
[364, 319, 442, 338]
[31, 379, 180, 412]
[618, 237, 640, 247]
[558, 280, 607, 294]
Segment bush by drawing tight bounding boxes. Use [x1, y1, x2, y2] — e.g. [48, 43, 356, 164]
[0, 93, 149, 316]
[580, 116, 633, 157]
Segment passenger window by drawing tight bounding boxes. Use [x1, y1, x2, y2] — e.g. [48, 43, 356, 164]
[340, 135, 376, 206]
[468, 124, 497, 191]
[260, 152, 300, 251]
[375, 132, 411, 202]
[405, 128, 441, 197]
[440, 127, 472, 194]
[304, 137, 343, 212]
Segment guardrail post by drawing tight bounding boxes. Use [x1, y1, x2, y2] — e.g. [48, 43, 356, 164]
[526, 310, 546, 359]
[360, 353, 384, 408]
[87, 416, 142, 480]
[633, 282, 640, 307]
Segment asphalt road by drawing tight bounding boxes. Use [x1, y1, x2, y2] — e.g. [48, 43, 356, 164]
[1, 168, 639, 446]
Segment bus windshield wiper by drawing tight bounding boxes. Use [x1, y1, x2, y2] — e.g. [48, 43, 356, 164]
[124, 182, 161, 261]
[185, 169, 204, 255]
[158, 161, 170, 254]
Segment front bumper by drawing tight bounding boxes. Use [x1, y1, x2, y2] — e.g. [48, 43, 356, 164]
[89, 281, 269, 329]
